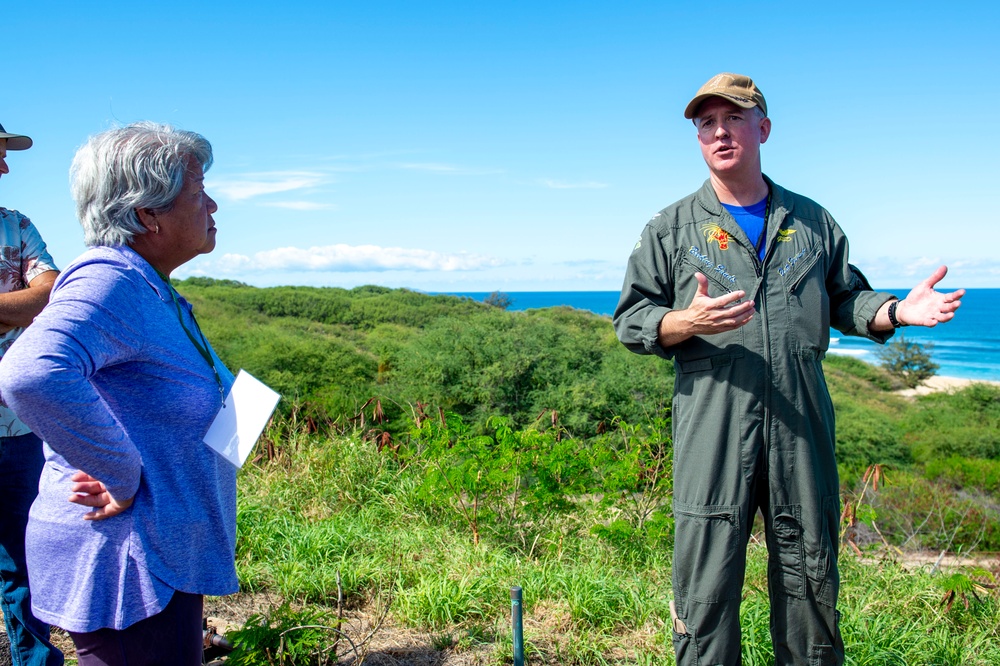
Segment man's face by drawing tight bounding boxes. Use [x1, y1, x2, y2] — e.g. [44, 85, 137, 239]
[0, 139, 8, 180]
[694, 98, 770, 179]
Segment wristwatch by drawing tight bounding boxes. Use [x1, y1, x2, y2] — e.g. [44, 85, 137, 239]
[887, 300, 906, 328]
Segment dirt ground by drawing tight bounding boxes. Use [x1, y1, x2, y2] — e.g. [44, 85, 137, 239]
[3, 593, 496, 665]
[203, 591, 497, 665]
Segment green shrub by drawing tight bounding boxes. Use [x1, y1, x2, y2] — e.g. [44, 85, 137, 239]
[589, 417, 674, 560]
[876, 335, 939, 388]
[863, 470, 1000, 552]
[228, 422, 1000, 664]
[925, 456, 1000, 498]
[824, 353, 898, 391]
[409, 415, 589, 546]
[834, 402, 910, 476]
[226, 603, 340, 666]
[906, 384, 1000, 462]
[180, 280, 675, 435]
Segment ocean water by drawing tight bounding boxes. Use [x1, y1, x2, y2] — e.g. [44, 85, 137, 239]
[447, 289, 1000, 382]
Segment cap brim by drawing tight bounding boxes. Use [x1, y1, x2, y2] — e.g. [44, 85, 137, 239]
[0, 133, 32, 150]
[684, 93, 759, 119]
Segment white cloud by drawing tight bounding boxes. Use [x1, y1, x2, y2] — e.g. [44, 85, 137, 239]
[204, 244, 505, 273]
[850, 255, 1000, 288]
[538, 179, 609, 190]
[207, 171, 326, 201]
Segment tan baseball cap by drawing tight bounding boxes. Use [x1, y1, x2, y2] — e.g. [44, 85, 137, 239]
[0, 123, 33, 151]
[684, 73, 767, 119]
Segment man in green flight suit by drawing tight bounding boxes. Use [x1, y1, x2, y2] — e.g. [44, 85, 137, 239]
[612, 73, 964, 665]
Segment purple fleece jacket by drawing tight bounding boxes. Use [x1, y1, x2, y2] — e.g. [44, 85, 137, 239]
[0, 244, 237, 632]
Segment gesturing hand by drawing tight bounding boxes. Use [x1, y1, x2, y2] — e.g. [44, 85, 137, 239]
[658, 273, 755, 348]
[897, 266, 965, 327]
[682, 272, 755, 334]
[69, 471, 134, 521]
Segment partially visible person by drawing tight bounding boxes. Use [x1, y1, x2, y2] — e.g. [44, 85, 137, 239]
[0, 122, 234, 666]
[0, 122, 63, 666]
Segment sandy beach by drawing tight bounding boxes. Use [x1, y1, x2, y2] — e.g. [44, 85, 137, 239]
[896, 375, 1000, 397]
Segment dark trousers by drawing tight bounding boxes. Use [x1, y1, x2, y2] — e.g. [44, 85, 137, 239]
[0, 432, 63, 666]
[69, 592, 203, 666]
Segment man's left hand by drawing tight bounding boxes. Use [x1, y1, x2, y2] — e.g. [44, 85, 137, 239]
[895, 265, 965, 327]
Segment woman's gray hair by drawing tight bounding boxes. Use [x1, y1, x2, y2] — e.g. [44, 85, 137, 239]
[70, 122, 213, 247]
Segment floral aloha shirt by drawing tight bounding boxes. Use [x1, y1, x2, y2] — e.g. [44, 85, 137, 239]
[0, 207, 58, 437]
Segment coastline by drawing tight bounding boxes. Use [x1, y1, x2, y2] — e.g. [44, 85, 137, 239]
[447, 290, 1000, 384]
[896, 375, 1000, 397]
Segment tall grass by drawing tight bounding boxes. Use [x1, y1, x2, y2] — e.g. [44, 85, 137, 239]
[230, 421, 1000, 664]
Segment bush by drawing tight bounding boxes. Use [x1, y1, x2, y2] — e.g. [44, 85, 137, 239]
[925, 456, 1000, 498]
[178, 280, 674, 435]
[834, 403, 910, 476]
[906, 384, 1000, 462]
[227, 603, 340, 666]
[824, 353, 898, 391]
[876, 335, 938, 388]
[864, 470, 1000, 552]
[483, 291, 512, 309]
[384, 308, 672, 435]
[409, 415, 590, 546]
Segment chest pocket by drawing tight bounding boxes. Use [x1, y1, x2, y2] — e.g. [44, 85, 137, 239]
[778, 241, 830, 351]
[673, 254, 746, 372]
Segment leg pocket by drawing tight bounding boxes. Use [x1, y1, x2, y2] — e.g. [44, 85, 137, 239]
[673, 502, 742, 605]
[771, 504, 806, 600]
[812, 495, 840, 607]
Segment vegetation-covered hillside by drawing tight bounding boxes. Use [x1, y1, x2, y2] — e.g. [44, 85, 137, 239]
[182, 280, 998, 472]
[180, 278, 674, 437]
[172, 278, 999, 665]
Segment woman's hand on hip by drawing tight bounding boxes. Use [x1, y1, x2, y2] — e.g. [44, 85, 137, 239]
[69, 471, 134, 520]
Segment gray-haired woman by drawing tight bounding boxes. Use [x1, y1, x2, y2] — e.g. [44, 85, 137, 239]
[0, 122, 235, 665]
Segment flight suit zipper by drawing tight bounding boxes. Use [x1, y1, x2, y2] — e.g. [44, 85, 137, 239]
[754, 200, 777, 484]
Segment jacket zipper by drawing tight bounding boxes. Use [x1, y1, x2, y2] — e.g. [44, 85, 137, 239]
[754, 212, 778, 472]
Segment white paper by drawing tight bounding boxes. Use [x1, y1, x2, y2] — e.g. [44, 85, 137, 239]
[203, 369, 280, 468]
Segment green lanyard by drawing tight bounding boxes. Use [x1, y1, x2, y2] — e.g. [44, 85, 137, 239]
[753, 189, 772, 261]
[156, 270, 226, 406]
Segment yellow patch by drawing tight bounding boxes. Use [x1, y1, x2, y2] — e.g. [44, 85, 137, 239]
[776, 228, 797, 243]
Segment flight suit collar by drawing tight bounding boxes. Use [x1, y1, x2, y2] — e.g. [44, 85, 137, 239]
[695, 175, 794, 267]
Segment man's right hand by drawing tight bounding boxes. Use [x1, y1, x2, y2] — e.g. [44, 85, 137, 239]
[657, 272, 755, 348]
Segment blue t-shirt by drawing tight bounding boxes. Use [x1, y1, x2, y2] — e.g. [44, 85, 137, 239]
[721, 196, 768, 261]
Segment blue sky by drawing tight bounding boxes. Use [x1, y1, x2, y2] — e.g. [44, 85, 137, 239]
[3, 1, 998, 291]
